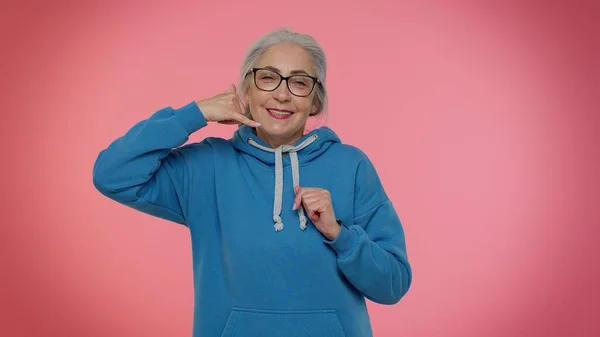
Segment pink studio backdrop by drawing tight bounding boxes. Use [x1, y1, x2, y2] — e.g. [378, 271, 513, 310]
[2, 0, 599, 336]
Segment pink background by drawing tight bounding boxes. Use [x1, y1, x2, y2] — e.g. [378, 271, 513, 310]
[2, 0, 599, 336]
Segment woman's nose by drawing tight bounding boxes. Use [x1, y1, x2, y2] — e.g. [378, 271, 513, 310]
[273, 79, 292, 101]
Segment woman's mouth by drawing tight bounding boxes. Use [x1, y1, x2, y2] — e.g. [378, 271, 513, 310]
[267, 109, 293, 120]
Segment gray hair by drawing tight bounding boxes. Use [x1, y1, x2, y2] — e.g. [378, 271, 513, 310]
[238, 27, 328, 120]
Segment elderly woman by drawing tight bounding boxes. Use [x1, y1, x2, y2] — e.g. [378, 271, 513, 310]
[93, 28, 412, 337]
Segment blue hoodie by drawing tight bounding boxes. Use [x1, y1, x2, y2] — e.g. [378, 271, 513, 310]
[93, 101, 412, 337]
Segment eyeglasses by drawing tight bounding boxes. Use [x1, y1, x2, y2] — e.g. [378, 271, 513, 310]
[248, 67, 320, 97]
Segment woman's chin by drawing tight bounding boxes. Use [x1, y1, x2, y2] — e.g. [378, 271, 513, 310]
[257, 123, 303, 143]
[259, 124, 289, 137]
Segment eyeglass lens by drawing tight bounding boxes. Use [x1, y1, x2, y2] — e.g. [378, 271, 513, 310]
[255, 69, 315, 96]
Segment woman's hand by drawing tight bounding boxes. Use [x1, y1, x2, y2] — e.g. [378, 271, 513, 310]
[293, 186, 341, 241]
[196, 84, 260, 128]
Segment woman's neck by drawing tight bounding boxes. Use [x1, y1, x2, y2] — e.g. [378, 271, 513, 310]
[256, 128, 304, 148]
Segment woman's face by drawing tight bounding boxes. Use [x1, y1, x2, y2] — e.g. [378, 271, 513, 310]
[244, 43, 319, 147]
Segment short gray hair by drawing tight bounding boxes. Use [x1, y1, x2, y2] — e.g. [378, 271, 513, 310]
[238, 27, 328, 119]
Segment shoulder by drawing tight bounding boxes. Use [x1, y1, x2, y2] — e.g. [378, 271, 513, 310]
[173, 136, 233, 160]
[327, 142, 384, 189]
[327, 142, 373, 167]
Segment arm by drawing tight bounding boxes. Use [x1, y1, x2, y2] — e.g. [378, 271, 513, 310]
[324, 155, 412, 305]
[92, 101, 210, 226]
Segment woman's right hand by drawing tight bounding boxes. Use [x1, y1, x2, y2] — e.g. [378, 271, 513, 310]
[196, 84, 260, 128]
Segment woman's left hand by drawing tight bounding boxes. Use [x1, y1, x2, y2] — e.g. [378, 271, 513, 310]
[293, 186, 341, 241]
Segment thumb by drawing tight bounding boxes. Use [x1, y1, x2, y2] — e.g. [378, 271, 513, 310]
[227, 83, 236, 94]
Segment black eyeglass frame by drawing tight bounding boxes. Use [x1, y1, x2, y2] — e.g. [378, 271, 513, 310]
[247, 67, 321, 97]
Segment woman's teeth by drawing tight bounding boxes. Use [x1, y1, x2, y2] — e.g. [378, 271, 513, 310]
[268, 109, 292, 117]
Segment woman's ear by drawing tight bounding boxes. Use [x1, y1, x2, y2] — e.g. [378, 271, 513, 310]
[310, 103, 319, 116]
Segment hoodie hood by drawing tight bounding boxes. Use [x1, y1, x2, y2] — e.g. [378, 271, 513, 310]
[231, 124, 341, 166]
[230, 124, 341, 232]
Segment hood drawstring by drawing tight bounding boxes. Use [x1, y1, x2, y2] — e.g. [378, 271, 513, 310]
[248, 135, 318, 232]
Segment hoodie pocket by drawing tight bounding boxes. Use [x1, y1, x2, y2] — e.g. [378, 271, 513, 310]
[220, 307, 346, 337]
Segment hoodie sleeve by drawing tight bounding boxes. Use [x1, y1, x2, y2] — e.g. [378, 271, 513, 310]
[92, 101, 210, 226]
[323, 154, 412, 305]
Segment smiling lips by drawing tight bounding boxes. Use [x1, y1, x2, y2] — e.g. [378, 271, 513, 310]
[267, 108, 294, 119]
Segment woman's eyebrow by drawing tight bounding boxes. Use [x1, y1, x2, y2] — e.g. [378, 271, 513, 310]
[262, 65, 311, 76]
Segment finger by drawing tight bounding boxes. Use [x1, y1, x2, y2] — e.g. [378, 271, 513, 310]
[293, 187, 321, 210]
[295, 186, 320, 195]
[293, 190, 302, 210]
[306, 199, 333, 224]
[226, 90, 244, 114]
[293, 187, 306, 210]
[217, 119, 239, 125]
[234, 87, 250, 118]
[235, 95, 246, 115]
[308, 209, 319, 222]
[300, 193, 323, 208]
[231, 112, 260, 128]
[293, 187, 313, 210]
[304, 197, 330, 214]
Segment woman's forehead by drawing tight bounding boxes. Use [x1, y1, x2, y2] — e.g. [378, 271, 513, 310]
[255, 44, 314, 75]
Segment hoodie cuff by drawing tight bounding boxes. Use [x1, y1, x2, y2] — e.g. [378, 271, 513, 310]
[323, 224, 359, 259]
[174, 101, 208, 135]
